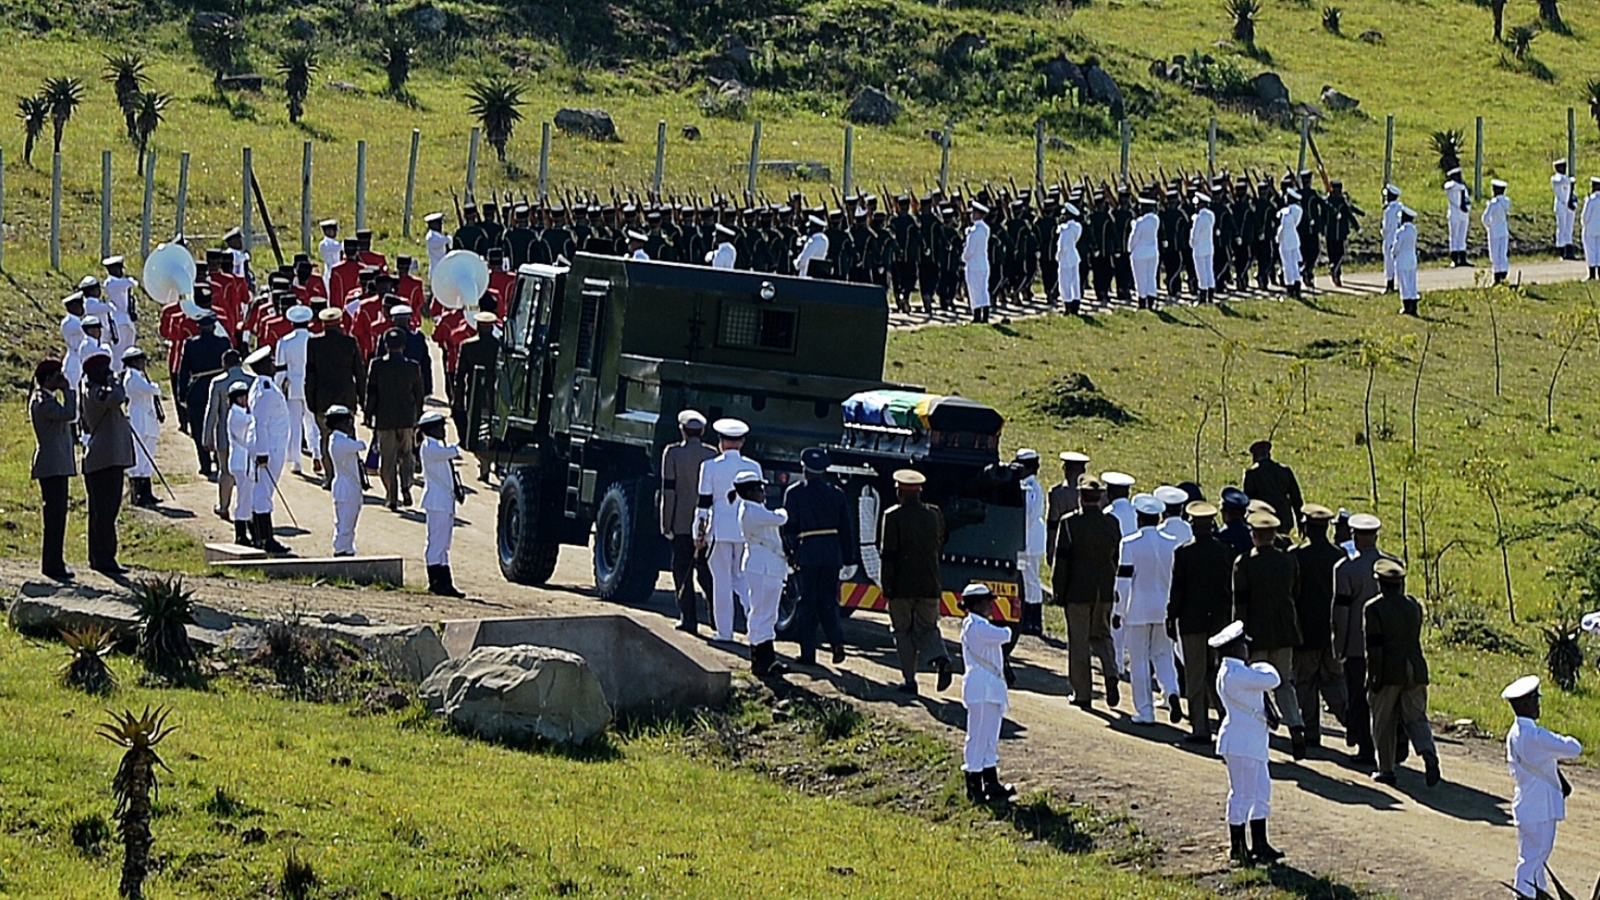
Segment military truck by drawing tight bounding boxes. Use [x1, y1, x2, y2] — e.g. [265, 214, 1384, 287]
[464, 252, 1023, 618]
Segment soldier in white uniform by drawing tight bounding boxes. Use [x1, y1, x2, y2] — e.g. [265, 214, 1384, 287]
[244, 346, 291, 554]
[1056, 203, 1083, 314]
[1483, 179, 1512, 283]
[1155, 485, 1193, 544]
[1276, 190, 1304, 299]
[696, 418, 762, 643]
[1380, 185, 1403, 292]
[1581, 177, 1600, 279]
[1391, 206, 1420, 316]
[959, 583, 1016, 804]
[423, 214, 451, 292]
[1502, 675, 1583, 898]
[1102, 470, 1136, 678]
[318, 220, 342, 291]
[75, 317, 113, 403]
[79, 278, 121, 369]
[1015, 449, 1047, 636]
[419, 411, 466, 597]
[274, 305, 319, 475]
[733, 470, 789, 675]
[1444, 168, 1471, 267]
[121, 348, 164, 508]
[60, 293, 86, 386]
[324, 404, 366, 557]
[794, 216, 829, 278]
[627, 231, 651, 261]
[1191, 193, 1217, 304]
[103, 257, 139, 366]
[707, 224, 737, 269]
[1128, 197, 1160, 309]
[1115, 494, 1183, 724]
[962, 203, 992, 323]
[1552, 159, 1578, 260]
[1212, 620, 1286, 867]
[224, 381, 255, 545]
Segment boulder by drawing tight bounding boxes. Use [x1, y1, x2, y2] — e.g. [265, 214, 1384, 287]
[946, 32, 988, 64]
[681, 124, 702, 140]
[555, 108, 620, 142]
[308, 622, 448, 683]
[1359, 29, 1384, 44]
[327, 80, 366, 95]
[285, 16, 317, 41]
[1081, 61, 1124, 118]
[192, 10, 240, 31]
[1251, 71, 1290, 105]
[421, 644, 612, 745]
[410, 4, 448, 36]
[1041, 57, 1088, 99]
[217, 74, 265, 92]
[1046, 135, 1077, 152]
[845, 87, 900, 126]
[7, 581, 264, 653]
[720, 34, 753, 75]
[758, 160, 832, 182]
[1320, 84, 1359, 111]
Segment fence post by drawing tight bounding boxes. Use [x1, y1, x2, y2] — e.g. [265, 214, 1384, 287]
[1474, 116, 1485, 201]
[403, 128, 420, 239]
[1383, 114, 1394, 187]
[465, 127, 480, 203]
[140, 151, 155, 259]
[939, 119, 952, 193]
[1119, 119, 1130, 183]
[1568, 107, 1577, 173]
[175, 151, 190, 237]
[300, 141, 312, 255]
[354, 139, 368, 231]
[1034, 118, 1045, 193]
[101, 151, 113, 260]
[538, 122, 551, 203]
[653, 120, 666, 196]
[1298, 115, 1310, 175]
[242, 147, 254, 255]
[1207, 116, 1217, 180]
[746, 120, 762, 198]
[0, 149, 6, 272]
[50, 152, 62, 271]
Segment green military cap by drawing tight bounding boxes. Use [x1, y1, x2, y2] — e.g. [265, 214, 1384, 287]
[1077, 474, 1105, 491]
[1186, 501, 1219, 518]
[1302, 503, 1336, 521]
[1374, 558, 1407, 581]
[1246, 511, 1281, 530]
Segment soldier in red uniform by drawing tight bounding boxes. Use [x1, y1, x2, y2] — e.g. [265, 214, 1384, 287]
[356, 228, 387, 270]
[292, 256, 328, 307]
[395, 255, 425, 312]
[328, 240, 365, 308]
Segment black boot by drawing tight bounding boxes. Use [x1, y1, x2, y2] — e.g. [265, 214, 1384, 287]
[964, 771, 986, 803]
[935, 656, 953, 692]
[246, 515, 262, 548]
[760, 641, 788, 676]
[256, 513, 290, 554]
[234, 520, 250, 545]
[429, 565, 466, 598]
[831, 641, 847, 665]
[980, 767, 1015, 803]
[1229, 824, 1251, 866]
[1249, 819, 1284, 864]
[1020, 603, 1043, 637]
[1385, 279, 1396, 293]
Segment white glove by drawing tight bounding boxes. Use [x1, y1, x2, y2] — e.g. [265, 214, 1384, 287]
[839, 565, 858, 581]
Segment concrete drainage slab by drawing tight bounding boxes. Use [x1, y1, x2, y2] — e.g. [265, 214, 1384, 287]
[439, 614, 732, 718]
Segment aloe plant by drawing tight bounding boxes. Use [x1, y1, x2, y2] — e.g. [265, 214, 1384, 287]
[60, 626, 116, 695]
[98, 706, 176, 899]
[131, 576, 197, 680]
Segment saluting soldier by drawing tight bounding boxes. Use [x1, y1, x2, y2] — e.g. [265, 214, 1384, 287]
[782, 447, 854, 667]
[1129, 196, 1161, 309]
[1393, 205, 1421, 316]
[1212, 620, 1287, 866]
[1233, 510, 1307, 759]
[1552, 159, 1578, 260]
[1056, 203, 1084, 315]
[661, 410, 718, 633]
[1364, 558, 1440, 786]
[1290, 505, 1348, 749]
[1052, 475, 1122, 709]
[879, 469, 954, 695]
[1502, 675, 1583, 899]
[1444, 169, 1471, 268]
[1483, 180, 1512, 284]
[1190, 193, 1217, 304]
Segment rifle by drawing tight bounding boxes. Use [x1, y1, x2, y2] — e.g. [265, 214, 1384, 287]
[1304, 129, 1334, 194]
[451, 188, 464, 228]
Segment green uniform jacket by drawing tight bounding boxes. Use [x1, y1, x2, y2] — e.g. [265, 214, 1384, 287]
[1050, 508, 1121, 606]
[880, 498, 945, 600]
[1168, 533, 1236, 636]
[1242, 458, 1303, 529]
[1233, 545, 1302, 651]
[1290, 537, 1346, 650]
[1364, 589, 1429, 688]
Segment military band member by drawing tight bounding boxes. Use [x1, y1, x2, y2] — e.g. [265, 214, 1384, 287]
[959, 583, 1016, 804]
[1502, 675, 1583, 899]
[103, 256, 140, 365]
[419, 411, 466, 597]
[879, 468, 954, 694]
[696, 418, 761, 643]
[1212, 620, 1285, 866]
[1483, 179, 1512, 283]
[662, 410, 718, 633]
[782, 447, 853, 666]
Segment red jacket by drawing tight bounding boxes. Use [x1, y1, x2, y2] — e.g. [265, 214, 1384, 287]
[257, 312, 293, 350]
[488, 270, 516, 308]
[293, 278, 328, 306]
[359, 250, 388, 270]
[159, 303, 198, 377]
[328, 260, 364, 308]
[397, 274, 425, 312]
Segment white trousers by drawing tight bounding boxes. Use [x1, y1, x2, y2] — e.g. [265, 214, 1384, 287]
[1383, 235, 1397, 279]
[1448, 213, 1469, 252]
[333, 496, 361, 555]
[425, 506, 454, 566]
[1279, 244, 1302, 286]
[229, 465, 252, 522]
[252, 451, 285, 515]
[1585, 232, 1600, 266]
[708, 541, 747, 641]
[1131, 254, 1159, 299]
[1194, 252, 1216, 291]
[1018, 552, 1043, 606]
[1125, 622, 1180, 722]
[1514, 819, 1558, 898]
[1489, 233, 1509, 272]
[286, 398, 321, 466]
[1112, 616, 1127, 675]
[965, 265, 990, 310]
[1224, 754, 1272, 825]
[129, 428, 158, 478]
[745, 571, 783, 646]
[1556, 207, 1576, 247]
[964, 701, 1004, 772]
[1058, 262, 1081, 302]
[1397, 265, 1419, 301]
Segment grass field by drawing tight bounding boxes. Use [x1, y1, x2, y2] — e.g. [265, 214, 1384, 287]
[885, 279, 1600, 753]
[0, 628, 1227, 900]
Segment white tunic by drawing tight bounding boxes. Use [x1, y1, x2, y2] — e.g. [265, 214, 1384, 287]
[1584, 192, 1600, 239]
[226, 404, 254, 480]
[274, 328, 311, 401]
[794, 232, 829, 278]
[1445, 181, 1472, 219]
[1391, 221, 1418, 270]
[960, 614, 1012, 710]
[1127, 212, 1159, 260]
[1276, 204, 1303, 251]
[738, 500, 789, 577]
[1021, 474, 1046, 556]
[420, 435, 461, 513]
[1159, 515, 1192, 545]
[319, 236, 343, 277]
[246, 375, 290, 459]
[1115, 525, 1180, 625]
[1215, 656, 1281, 761]
[123, 368, 162, 436]
[1055, 220, 1082, 268]
[1482, 194, 1512, 238]
[1552, 172, 1576, 214]
[695, 450, 762, 543]
[425, 230, 452, 284]
[1107, 496, 1137, 536]
[105, 276, 138, 327]
[328, 430, 367, 506]
[962, 219, 990, 271]
[230, 247, 250, 277]
[708, 241, 737, 269]
[1506, 716, 1582, 824]
[1189, 207, 1216, 255]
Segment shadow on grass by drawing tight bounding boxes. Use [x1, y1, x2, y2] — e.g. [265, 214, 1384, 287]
[995, 792, 1096, 854]
[1259, 862, 1364, 900]
[294, 120, 336, 142]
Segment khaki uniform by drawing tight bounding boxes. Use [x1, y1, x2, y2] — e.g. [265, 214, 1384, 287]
[880, 496, 949, 684]
[1051, 508, 1122, 704]
[1333, 547, 1399, 757]
[1290, 537, 1350, 742]
[1168, 533, 1235, 737]
[1233, 545, 1303, 729]
[1045, 480, 1080, 560]
[1364, 587, 1435, 774]
[660, 438, 717, 629]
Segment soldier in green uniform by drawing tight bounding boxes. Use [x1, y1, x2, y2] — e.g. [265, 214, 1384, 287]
[1003, 199, 1035, 304]
[936, 205, 962, 309]
[1290, 504, 1349, 749]
[1111, 187, 1135, 301]
[1167, 500, 1236, 743]
[1231, 179, 1255, 291]
[1086, 192, 1113, 304]
[478, 200, 506, 254]
[916, 197, 942, 313]
[868, 211, 897, 294]
[1159, 190, 1188, 300]
[1253, 180, 1279, 290]
[1297, 171, 1324, 288]
[1364, 559, 1441, 785]
[505, 205, 539, 268]
[1323, 181, 1363, 287]
[1052, 475, 1123, 710]
[452, 203, 488, 256]
[1242, 440, 1304, 537]
[542, 207, 576, 265]
[879, 469, 954, 695]
[1036, 194, 1061, 304]
[1233, 510, 1308, 758]
[824, 210, 852, 283]
[643, 210, 673, 262]
[889, 195, 921, 312]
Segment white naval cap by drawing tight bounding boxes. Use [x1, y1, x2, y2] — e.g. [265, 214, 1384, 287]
[1062, 202, 1080, 217]
[1060, 450, 1090, 463]
[424, 212, 445, 224]
[713, 417, 750, 438]
[102, 255, 124, 267]
[1285, 188, 1301, 200]
[79, 276, 101, 289]
[1208, 620, 1248, 648]
[390, 304, 414, 317]
[419, 411, 447, 426]
[715, 223, 736, 237]
[971, 202, 989, 213]
[244, 345, 273, 367]
[286, 305, 314, 323]
[1500, 675, 1540, 700]
[473, 311, 498, 323]
[1101, 470, 1136, 487]
[1154, 485, 1190, 506]
[62, 292, 83, 306]
[627, 230, 649, 242]
[1554, 158, 1568, 168]
[324, 404, 352, 417]
[319, 307, 344, 322]
[1446, 167, 1462, 176]
[1385, 183, 1402, 196]
[1581, 610, 1600, 635]
[1348, 513, 1381, 531]
[1014, 448, 1040, 462]
[961, 582, 994, 600]
[677, 409, 707, 427]
[228, 380, 251, 395]
[320, 219, 339, 228]
[120, 346, 146, 361]
[732, 469, 764, 485]
[1132, 493, 1164, 515]
[81, 314, 102, 327]
[1491, 179, 1508, 188]
[807, 215, 827, 227]
[1194, 192, 1211, 204]
[1400, 205, 1416, 217]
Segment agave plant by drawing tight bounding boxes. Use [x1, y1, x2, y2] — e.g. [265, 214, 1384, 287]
[1510, 24, 1538, 61]
[133, 91, 169, 176]
[103, 52, 148, 141]
[380, 31, 413, 96]
[42, 76, 85, 155]
[278, 45, 317, 123]
[131, 575, 197, 680]
[1543, 617, 1584, 691]
[60, 626, 117, 695]
[465, 77, 526, 162]
[98, 706, 176, 900]
[1431, 128, 1464, 174]
[191, 16, 245, 84]
[1225, 0, 1261, 47]
[16, 94, 48, 166]
[1322, 6, 1342, 34]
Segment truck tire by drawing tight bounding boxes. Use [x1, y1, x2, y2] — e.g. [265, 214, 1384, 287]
[592, 478, 662, 605]
[498, 465, 560, 585]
